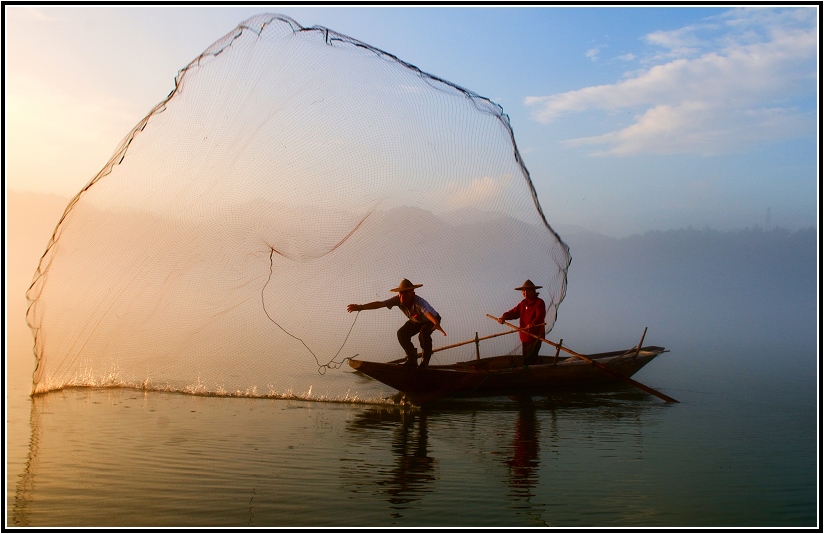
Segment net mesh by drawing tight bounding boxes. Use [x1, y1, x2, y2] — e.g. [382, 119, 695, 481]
[26, 14, 570, 399]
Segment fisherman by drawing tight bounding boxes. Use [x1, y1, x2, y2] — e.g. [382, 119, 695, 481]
[497, 280, 547, 366]
[347, 278, 446, 368]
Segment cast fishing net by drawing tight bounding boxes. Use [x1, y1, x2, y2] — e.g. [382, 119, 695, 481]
[26, 14, 570, 400]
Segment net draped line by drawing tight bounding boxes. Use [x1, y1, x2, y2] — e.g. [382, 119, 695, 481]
[261, 248, 360, 374]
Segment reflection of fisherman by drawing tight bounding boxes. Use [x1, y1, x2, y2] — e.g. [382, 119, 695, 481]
[506, 398, 540, 493]
[345, 407, 436, 505]
[347, 279, 446, 368]
[497, 280, 546, 366]
[387, 410, 435, 504]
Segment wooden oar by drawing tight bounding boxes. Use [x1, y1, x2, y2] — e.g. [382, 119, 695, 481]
[387, 324, 546, 364]
[486, 314, 678, 403]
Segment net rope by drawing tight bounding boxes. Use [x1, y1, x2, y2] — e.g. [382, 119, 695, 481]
[261, 248, 361, 375]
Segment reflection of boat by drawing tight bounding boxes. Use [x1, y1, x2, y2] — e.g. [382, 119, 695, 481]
[349, 346, 667, 404]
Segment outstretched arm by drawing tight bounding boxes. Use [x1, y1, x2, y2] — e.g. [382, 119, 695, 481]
[347, 301, 387, 313]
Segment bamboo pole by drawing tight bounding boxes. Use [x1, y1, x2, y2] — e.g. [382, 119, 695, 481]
[388, 323, 546, 364]
[486, 314, 678, 403]
[632, 327, 648, 360]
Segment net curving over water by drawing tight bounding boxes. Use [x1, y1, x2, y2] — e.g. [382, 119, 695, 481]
[26, 14, 570, 400]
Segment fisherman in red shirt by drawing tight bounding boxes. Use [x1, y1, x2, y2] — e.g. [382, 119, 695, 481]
[497, 280, 546, 366]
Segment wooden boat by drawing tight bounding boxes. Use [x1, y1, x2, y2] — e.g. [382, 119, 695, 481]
[349, 345, 668, 404]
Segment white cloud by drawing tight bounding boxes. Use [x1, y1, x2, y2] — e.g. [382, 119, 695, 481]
[565, 101, 813, 156]
[644, 23, 708, 60]
[430, 175, 513, 211]
[525, 7, 817, 156]
[585, 47, 601, 61]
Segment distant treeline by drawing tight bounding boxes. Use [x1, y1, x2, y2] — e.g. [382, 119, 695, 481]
[565, 225, 816, 281]
[618, 225, 816, 259]
[554, 224, 816, 351]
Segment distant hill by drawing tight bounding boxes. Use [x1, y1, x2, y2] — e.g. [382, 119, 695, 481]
[7, 187, 816, 366]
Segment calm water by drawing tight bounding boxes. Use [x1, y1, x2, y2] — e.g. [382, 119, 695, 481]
[6, 341, 818, 528]
[8, 191, 817, 527]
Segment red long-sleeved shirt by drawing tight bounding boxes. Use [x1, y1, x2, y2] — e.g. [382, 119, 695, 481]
[501, 297, 546, 342]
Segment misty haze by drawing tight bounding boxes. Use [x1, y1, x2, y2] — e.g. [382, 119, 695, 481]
[8, 189, 816, 397]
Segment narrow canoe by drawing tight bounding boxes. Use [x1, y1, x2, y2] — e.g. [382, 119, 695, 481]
[349, 346, 667, 403]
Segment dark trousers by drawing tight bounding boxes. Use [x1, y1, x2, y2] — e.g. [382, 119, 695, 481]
[397, 320, 436, 367]
[523, 340, 542, 365]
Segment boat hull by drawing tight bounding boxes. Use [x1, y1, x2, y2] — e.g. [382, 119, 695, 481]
[349, 347, 666, 403]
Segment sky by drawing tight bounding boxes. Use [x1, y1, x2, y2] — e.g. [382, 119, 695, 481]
[4, 4, 819, 237]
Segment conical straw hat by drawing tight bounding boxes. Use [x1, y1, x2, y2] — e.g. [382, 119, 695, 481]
[391, 278, 423, 292]
[514, 279, 542, 290]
